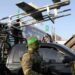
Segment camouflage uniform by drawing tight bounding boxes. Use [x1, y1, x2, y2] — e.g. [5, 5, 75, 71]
[71, 61, 75, 75]
[20, 37, 43, 75]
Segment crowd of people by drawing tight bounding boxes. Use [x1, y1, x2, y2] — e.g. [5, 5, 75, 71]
[9, 19, 53, 45]
[0, 18, 54, 75]
[8, 19, 53, 75]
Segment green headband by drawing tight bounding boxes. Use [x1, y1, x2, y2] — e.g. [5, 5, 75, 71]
[27, 37, 38, 45]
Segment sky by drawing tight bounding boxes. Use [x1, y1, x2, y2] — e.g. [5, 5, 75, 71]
[0, 0, 75, 39]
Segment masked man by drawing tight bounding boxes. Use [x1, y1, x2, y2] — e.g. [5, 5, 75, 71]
[20, 36, 43, 75]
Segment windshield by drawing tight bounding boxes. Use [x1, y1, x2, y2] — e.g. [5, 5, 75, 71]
[22, 25, 46, 39]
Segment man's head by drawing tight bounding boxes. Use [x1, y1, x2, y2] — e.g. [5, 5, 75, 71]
[27, 36, 39, 52]
[16, 19, 20, 22]
[44, 35, 49, 42]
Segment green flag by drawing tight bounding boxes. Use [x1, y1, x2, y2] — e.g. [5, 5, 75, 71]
[17, 9, 20, 19]
[45, 25, 49, 32]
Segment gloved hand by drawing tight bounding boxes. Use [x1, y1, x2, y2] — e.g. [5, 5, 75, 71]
[63, 56, 74, 63]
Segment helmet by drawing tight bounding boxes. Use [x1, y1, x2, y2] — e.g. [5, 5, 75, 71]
[16, 19, 20, 22]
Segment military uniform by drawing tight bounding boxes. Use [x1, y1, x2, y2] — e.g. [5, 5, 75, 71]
[71, 61, 75, 75]
[20, 51, 43, 75]
[20, 37, 43, 75]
